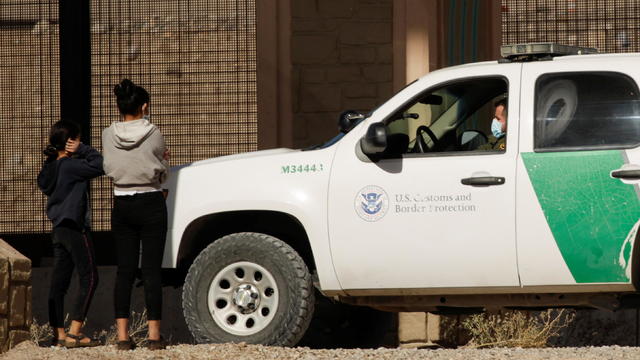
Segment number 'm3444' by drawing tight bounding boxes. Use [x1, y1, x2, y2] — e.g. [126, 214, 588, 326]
[281, 164, 324, 174]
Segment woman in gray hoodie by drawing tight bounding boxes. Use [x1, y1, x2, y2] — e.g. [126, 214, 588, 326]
[102, 79, 169, 350]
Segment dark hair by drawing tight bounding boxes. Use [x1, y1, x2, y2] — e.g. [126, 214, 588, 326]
[494, 97, 508, 118]
[113, 78, 150, 116]
[494, 97, 508, 110]
[43, 121, 80, 157]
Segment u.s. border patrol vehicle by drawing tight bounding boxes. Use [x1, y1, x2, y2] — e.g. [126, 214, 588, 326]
[164, 43, 640, 346]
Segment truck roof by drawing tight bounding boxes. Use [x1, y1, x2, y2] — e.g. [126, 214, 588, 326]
[434, 51, 640, 74]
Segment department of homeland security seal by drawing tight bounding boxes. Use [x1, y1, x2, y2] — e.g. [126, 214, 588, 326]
[354, 185, 389, 222]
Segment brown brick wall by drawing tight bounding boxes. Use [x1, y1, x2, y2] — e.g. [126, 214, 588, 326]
[0, 239, 31, 352]
[291, 0, 393, 148]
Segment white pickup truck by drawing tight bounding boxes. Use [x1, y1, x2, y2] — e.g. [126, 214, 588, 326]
[163, 43, 640, 346]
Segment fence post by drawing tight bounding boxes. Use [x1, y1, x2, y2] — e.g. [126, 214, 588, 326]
[59, 0, 91, 143]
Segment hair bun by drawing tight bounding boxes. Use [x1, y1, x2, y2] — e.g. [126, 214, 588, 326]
[43, 145, 58, 157]
[113, 78, 135, 97]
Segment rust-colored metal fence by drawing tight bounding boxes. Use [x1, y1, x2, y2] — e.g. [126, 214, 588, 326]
[0, 0, 257, 234]
[502, 0, 640, 53]
[0, 1, 60, 234]
[89, 0, 257, 231]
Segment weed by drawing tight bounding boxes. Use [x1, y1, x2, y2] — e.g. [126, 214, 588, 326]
[462, 309, 575, 348]
[29, 319, 53, 346]
[95, 310, 149, 345]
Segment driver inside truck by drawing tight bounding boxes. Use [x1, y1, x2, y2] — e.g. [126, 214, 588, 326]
[479, 97, 508, 151]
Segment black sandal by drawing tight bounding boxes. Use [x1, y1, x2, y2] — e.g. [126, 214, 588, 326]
[116, 337, 137, 351]
[144, 336, 167, 350]
[64, 333, 101, 348]
[50, 338, 65, 347]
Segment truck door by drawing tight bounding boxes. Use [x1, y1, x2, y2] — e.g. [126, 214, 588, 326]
[328, 63, 522, 292]
[517, 59, 640, 288]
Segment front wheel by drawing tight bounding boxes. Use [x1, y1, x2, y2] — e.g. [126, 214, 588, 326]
[182, 232, 314, 346]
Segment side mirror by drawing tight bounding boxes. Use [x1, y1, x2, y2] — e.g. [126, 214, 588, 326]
[338, 110, 365, 134]
[360, 122, 387, 155]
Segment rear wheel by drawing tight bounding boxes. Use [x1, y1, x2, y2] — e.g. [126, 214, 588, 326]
[182, 232, 314, 346]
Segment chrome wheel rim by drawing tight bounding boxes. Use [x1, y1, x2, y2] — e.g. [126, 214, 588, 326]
[207, 261, 279, 336]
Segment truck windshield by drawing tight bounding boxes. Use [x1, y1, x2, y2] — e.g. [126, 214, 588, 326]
[302, 117, 367, 151]
[301, 80, 418, 151]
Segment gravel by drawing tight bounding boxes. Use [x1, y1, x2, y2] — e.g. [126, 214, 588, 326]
[3, 342, 640, 360]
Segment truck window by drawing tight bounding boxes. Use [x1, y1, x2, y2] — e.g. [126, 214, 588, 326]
[535, 72, 640, 151]
[384, 77, 508, 154]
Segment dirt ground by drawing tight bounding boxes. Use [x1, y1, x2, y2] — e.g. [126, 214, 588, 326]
[5, 341, 640, 360]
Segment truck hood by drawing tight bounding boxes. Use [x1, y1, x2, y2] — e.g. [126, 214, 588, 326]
[172, 148, 300, 171]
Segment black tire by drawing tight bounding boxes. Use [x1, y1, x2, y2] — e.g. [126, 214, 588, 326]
[182, 232, 314, 346]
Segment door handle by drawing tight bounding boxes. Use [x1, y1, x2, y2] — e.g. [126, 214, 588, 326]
[461, 176, 506, 186]
[611, 169, 640, 180]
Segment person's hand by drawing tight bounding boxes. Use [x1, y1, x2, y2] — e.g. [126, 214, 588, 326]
[163, 148, 171, 161]
[65, 138, 80, 155]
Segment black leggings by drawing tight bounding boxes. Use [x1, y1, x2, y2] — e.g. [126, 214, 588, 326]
[112, 191, 167, 321]
[49, 222, 99, 328]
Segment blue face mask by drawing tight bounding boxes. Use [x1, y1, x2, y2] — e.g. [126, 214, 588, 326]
[491, 118, 505, 138]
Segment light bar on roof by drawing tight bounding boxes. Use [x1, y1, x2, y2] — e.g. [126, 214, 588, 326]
[501, 43, 598, 60]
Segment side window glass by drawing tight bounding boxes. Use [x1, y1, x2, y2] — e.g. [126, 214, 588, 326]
[535, 72, 640, 151]
[384, 77, 508, 155]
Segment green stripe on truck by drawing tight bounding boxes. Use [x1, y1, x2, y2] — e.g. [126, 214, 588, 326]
[522, 150, 640, 283]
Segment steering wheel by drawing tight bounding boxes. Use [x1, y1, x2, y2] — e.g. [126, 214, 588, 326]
[413, 125, 439, 153]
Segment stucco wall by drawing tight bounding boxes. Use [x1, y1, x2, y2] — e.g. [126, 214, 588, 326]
[291, 0, 393, 148]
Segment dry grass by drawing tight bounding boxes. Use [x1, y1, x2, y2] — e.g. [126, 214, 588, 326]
[462, 309, 575, 348]
[94, 310, 149, 345]
[29, 311, 150, 347]
[29, 318, 53, 346]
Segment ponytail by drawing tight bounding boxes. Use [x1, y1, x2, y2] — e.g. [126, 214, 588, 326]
[43, 120, 80, 159]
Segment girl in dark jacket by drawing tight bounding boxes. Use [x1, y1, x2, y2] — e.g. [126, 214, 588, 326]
[37, 121, 103, 348]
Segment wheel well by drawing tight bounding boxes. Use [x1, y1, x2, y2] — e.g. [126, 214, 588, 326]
[176, 211, 316, 275]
